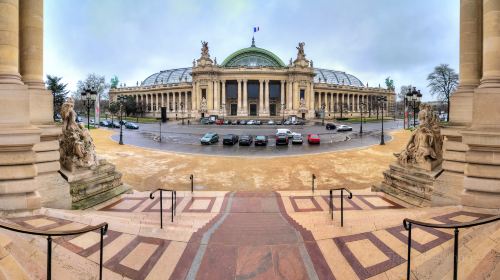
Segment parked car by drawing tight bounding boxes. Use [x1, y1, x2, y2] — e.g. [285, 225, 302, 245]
[111, 121, 121, 128]
[119, 120, 127, 125]
[276, 128, 293, 138]
[307, 134, 321, 144]
[275, 133, 289, 145]
[99, 120, 110, 127]
[125, 122, 139, 129]
[231, 120, 238, 125]
[76, 116, 83, 123]
[239, 135, 253, 146]
[267, 120, 275, 125]
[247, 120, 255, 125]
[255, 120, 262, 125]
[223, 134, 239, 145]
[200, 132, 219, 145]
[254, 135, 268, 146]
[223, 120, 230, 125]
[283, 120, 291, 125]
[326, 123, 337, 130]
[200, 118, 210, 125]
[291, 133, 303, 145]
[215, 119, 224, 125]
[337, 125, 353, 132]
[240, 120, 247, 125]
[276, 120, 282, 125]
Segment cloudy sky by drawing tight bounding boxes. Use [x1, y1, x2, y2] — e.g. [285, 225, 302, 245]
[44, 0, 459, 101]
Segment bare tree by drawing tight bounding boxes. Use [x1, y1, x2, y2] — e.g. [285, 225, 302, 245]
[427, 64, 458, 122]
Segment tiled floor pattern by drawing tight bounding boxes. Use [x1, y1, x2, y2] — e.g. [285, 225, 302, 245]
[287, 194, 403, 213]
[3, 191, 496, 280]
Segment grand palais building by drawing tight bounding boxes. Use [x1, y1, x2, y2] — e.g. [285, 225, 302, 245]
[110, 40, 395, 120]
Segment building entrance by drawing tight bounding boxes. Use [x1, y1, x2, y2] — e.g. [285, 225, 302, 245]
[230, 104, 237, 115]
[270, 104, 276, 116]
[250, 104, 257, 116]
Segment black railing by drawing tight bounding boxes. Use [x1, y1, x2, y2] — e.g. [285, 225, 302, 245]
[311, 174, 316, 193]
[403, 215, 500, 280]
[149, 188, 177, 228]
[0, 220, 108, 280]
[329, 188, 353, 227]
[190, 174, 194, 193]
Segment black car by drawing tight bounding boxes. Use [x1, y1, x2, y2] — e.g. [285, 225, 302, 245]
[119, 120, 128, 125]
[326, 123, 337, 130]
[201, 133, 219, 145]
[275, 133, 289, 145]
[239, 135, 253, 146]
[99, 120, 110, 127]
[223, 134, 239, 145]
[254, 135, 268, 146]
[125, 122, 139, 129]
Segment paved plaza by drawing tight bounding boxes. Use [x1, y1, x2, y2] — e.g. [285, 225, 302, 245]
[1, 189, 498, 279]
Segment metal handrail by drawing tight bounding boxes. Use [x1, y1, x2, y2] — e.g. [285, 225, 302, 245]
[329, 188, 353, 227]
[0, 220, 108, 280]
[403, 215, 500, 280]
[149, 188, 177, 228]
[190, 174, 194, 193]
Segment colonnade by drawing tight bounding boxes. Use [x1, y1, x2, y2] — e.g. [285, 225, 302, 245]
[314, 92, 388, 114]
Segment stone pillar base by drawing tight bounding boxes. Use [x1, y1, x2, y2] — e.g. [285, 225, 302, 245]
[29, 88, 53, 125]
[0, 190, 41, 211]
[36, 172, 71, 209]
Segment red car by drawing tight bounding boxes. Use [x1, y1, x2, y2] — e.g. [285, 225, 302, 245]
[307, 134, 321, 144]
[215, 119, 224, 125]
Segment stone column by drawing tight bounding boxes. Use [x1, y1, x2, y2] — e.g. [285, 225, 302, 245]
[208, 81, 213, 112]
[264, 80, 270, 115]
[237, 79, 242, 113]
[287, 81, 293, 110]
[243, 79, 248, 115]
[166, 92, 170, 112]
[259, 80, 264, 113]
[280, 80, 285, 107]
[294, 82, 299, 110]
[221, 80, 226, 111]
[184, 92, 188, 112]
[309, 84, 315, 112]
[19, 0, 44, 88]
[213, 81, 219, 112]
[460, 0, 500, 209]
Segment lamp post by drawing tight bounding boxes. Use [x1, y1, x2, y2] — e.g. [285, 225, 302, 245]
[360, 102, 365, 135]
[180, 102, 185, 125]
[117, 95, 127, 145]
[406, 87, 422, 128]
[321, 103, 326, 125]
[377, 96, 387, 145]
[81, 86, 97, 130]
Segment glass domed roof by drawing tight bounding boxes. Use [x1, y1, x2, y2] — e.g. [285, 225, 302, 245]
[221, 46, 286, 67]
[313, 68, 364, 87]
[141, 67, 192, 86]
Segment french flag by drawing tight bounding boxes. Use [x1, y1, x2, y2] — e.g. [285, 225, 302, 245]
[253, 27, 259, 32]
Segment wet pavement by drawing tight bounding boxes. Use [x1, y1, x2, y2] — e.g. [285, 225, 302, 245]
[108, 120, 403, 156]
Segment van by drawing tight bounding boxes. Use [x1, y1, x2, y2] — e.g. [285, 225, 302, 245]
[276, 129, 293, 138]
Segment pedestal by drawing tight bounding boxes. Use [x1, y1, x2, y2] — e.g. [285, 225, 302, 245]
[373, 163, 443, 207]
[59, 159, 131, 209]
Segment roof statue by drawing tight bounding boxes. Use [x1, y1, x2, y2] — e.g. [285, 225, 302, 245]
[196, 41, 213, 67]
[293, 42, 310, 68]
[214, 57, 217, 65]
[396, 104, 443, 171]
[310, 60, 313, 67]
[192, 59, 196, 67]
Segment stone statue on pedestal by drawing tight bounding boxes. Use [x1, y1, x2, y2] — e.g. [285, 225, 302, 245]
[396, 104, 442, 170]
[196, 41, 213, 67]
[199, 97, 208, 113]
[59, 98, 97, 171]
[293, 42, 310, 68]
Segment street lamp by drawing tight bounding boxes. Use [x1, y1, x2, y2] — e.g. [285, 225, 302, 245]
[406, 87, 422, 128]
[321, 103, 326, 125]
[80, 86, 97, 130]
[377, 96, 387, 145]
[360, 102, 365, 135]
[117, 95, 127, 145]
[180, 102, 185, 125]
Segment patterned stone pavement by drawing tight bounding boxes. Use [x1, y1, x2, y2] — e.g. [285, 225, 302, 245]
[1, 190, 499, 279]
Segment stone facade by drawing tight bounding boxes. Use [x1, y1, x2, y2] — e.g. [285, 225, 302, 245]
[0, 0, 69, 211]
[110, 42, 395, 120]
[439, 0, 500, 209]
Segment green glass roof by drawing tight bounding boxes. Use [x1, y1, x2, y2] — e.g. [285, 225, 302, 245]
[221, 46, 286, 67]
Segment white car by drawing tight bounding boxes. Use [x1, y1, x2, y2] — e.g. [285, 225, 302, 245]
[276, 128, 293, 138]
[267, 120, 275, 125]
[247, 120, 255, 125]
[337, 125, 353, 132]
